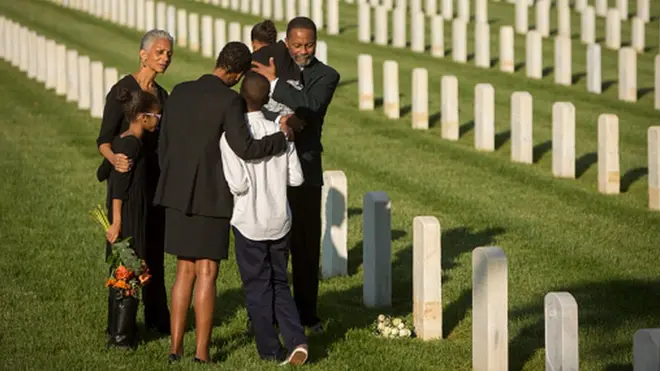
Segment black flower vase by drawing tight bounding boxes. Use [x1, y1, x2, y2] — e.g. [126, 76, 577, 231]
[107, 287, 139, 349]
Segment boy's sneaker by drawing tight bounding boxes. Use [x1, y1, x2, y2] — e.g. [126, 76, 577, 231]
[279, 345, 308, 366]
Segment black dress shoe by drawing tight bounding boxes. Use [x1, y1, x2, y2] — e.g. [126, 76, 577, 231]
[193, 357, 208, 364]
[168, 354, 181, 364]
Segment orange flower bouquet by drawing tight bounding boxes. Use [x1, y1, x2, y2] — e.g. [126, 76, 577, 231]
[90, 205, 150, 349]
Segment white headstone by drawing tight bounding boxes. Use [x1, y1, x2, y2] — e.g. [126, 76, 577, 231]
[298, 0, 310, 17]
[273, 0, 283, 20]
[412, 216, 442, 341]
[554, 36, 572, 86]
[383, 60, 400, 119]
[552, 102, 576, 179]
[36, 35, 47, 83]
[581, 6, 595, 44]
[648, 127, 660, 210]
[214, 18, 226, 57]
[363, 191, 392, 308]
[228, 22, 241, 42]
[118, 0, 127, 26]
[457, 0, 469, 21]
[475, 83, 495, 151]
[499, 26, 514, 73]
[327, 0, 339, 35]
[251, 0, 261, 15]
[411, 12, 425, 52]
[286, 0, 295, 20]
[375, 6, 388, 46]
[431, 15, 444, 57]
[104, 67, 118, 96]
[557, 0, 571, 37]
[177, 9, 187, 47]
[617, 0, 628, 20]
[111, 0, 120, 23]
[358, 3, 371, 43]
[637, 0, 650, 23]
[656, 56, 660, 110]
[595, 0, 607, 16]
[317, 40, 327, 64]
[452, 19, 467, 63]
[633, 329, 660, 368]
[511, 91, 533, 164]
[515, 0, 528, 34]
[262, 0, 271, 18]
[19, 27, 28, 73]
[321, 170, 348, 278]
[606, 9, 621, 50]
[618, 47, 637, 102]
[544, 292, 579, 371]
[55, 44, 67, 96]
[392, 7, 406, 48]
[475, 22, 490, 68]
[66, 50, 79, 102]
[631, 17, 645, 53]
[412, 68, 428, 130]
[90, 61, 104, 118]
[597, 114, 620, 194]
[526, 30, 542, 79]
[129, 0, 138, 28]
[242, 25, 252, 52]
[442, 0, 452, 20]
[200, 15, 213, 58]
[0, 17, 6, 60]
[441, 75, 459, 141]
[475, 0, 487, 23]
[188, 13, 199, 52]
[166, 6, 176, 37]
[536, 0, 550, 37]
[46, 40, 57, 90]
[472, 246, 508, 371]
[156, 1, 166, 30]
[587, 44, 602, 94]
[575, 0, 586, 13]
[78, 55, 91, 110]
[358, 54, 374, 111]
[240, 0, 250, 13]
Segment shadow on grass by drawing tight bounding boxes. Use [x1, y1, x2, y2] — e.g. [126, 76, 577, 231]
[533, 140, 552, 163]
[495, 130, 511, 150]
[308, 225, 506, 363]
[621, 167, 648, 192]
[576, 152, 597, 178]
[508, 279, 660, 370]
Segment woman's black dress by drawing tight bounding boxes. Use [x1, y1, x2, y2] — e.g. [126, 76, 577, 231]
[97, 74, 170, 333]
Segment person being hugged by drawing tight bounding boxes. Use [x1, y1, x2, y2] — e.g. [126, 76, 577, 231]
[105, 89, 163, 349]
[220, 71, 309, 365]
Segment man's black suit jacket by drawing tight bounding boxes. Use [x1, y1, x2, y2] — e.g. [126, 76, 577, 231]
[153, 74, 288, 218]
[270, 57, 340, 187]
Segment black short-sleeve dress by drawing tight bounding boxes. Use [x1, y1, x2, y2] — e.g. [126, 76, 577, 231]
[106, 135, 149, 258]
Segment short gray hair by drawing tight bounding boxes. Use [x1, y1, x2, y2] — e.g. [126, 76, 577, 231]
[140, 29, 174, 52]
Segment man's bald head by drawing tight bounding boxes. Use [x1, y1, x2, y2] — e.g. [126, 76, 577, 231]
[240, 71, 270, 110]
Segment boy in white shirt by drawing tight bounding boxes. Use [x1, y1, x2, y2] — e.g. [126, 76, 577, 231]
[219, 71, 308, 366]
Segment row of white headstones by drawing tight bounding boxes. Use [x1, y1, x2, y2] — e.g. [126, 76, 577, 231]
[321, 177, 660, 370]
[356, 54, 660, 209]
[49, 0, 330, 63]
[356, 0, 655, 103]
[194, 0, 341, 35]
[2, 11, 659, 371]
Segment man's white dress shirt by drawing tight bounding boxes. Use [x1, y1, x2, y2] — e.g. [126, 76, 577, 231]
[220, 111, 304, 241]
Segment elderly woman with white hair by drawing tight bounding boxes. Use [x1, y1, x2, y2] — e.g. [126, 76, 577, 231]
[96, 29, 174, 348]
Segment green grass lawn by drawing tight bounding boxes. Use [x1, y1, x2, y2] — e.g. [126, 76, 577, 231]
[0, 0, 659, 370]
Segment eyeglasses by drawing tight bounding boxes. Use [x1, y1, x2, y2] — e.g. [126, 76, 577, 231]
[142, 112, 162, 120]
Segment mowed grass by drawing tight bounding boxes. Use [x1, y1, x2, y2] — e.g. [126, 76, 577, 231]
[0, 0, 659, 370]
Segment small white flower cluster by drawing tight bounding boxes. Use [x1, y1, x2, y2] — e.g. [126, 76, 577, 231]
[373, 314, 413, 338]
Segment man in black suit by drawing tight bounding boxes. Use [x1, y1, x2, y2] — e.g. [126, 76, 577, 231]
[154, 41, 295, 363]
[252, 16, 341, 334]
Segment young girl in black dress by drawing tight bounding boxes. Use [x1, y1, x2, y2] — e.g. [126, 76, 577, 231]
[105, 88, 162, 347]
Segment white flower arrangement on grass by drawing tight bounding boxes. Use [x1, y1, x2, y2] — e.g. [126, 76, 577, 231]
[372, 314, 415, 338]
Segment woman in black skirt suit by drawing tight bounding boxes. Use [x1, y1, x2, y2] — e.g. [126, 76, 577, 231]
[96, 29, 174, 336]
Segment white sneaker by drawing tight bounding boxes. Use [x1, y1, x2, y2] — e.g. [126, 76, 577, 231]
[279, 345, 308, 366]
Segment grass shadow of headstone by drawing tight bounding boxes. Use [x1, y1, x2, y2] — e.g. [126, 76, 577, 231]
[572, 72, 586, 84]
[533, 140, 552, 163]
[509, 280, 660, 370]
[429, 111, 442, 128]
[495, 130, 511, 150]
[621, 167, 648, 192]
[460, 120, 475, 137]
[638, 87, 653, 99]
[576, 152, 597, 178]
[602, 80, 616, 92]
